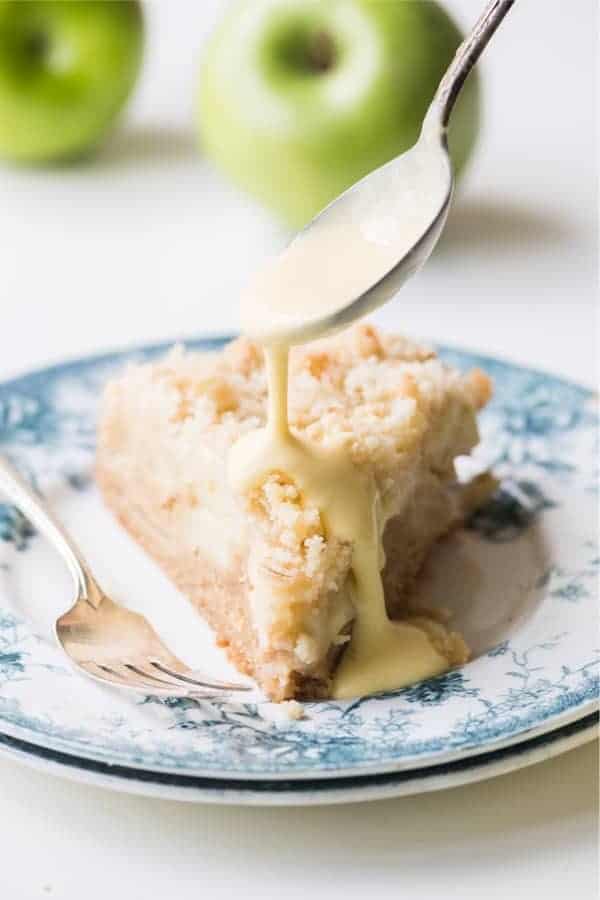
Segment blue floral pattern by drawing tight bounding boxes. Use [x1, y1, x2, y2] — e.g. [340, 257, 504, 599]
[0, 505, 35, 550]
[0, 613, 27, 681]
[0, 339, 597, 778]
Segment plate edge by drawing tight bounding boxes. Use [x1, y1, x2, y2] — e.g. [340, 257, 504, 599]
[0, 712, 596, 807]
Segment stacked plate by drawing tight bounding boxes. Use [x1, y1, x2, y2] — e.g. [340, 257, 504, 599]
[0, 337, 597, 805]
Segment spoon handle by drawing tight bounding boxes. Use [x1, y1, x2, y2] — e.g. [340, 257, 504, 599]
[427, 0, 516, 132]
[0, 453, 91, 601]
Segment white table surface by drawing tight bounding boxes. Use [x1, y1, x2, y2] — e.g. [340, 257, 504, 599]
[0, 1, 598, 898]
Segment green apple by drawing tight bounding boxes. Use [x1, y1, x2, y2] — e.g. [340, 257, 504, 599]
[199, 0, 479, 228]
[0, 0, 143, 163]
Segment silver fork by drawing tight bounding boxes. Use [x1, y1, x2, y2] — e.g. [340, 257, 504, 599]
[0, 454, 252, 699]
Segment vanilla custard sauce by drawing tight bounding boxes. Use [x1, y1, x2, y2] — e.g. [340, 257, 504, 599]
[229, 133, 453, 698]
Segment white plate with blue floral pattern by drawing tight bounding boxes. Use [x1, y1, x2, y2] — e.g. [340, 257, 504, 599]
[0, 337, 597, 805]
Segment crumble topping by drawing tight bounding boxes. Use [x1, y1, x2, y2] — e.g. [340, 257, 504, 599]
[137, 324, 490, 461]
[243, 471, 353, 635]
[110, 323, 491, 599]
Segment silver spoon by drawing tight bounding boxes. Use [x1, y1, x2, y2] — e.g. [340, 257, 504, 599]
[242, 0, 516, 346]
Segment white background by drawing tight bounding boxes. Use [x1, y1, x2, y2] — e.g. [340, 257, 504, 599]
[0, 1, 598, 898]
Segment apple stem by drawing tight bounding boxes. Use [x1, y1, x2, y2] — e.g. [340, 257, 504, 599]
[307, 31, 335, 73]
[23, 31, 49, 63]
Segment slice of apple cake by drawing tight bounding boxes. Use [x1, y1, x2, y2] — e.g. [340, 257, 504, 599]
[96, 324, 491, 701]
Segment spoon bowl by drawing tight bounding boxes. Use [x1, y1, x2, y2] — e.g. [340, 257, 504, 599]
[241, 0, 515, 347]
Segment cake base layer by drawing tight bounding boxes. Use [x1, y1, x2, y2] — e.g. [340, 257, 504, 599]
[97, 467, 342, 700]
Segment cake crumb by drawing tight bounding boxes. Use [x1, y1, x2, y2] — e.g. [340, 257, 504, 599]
[261, 700, 305, 722]
[461, 471, 499, 517]
[353, 323, 383, 359]
[465, 367, 493, 409]
[225, 336, 263, 375]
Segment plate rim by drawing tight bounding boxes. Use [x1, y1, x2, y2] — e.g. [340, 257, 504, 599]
[0, 712, 596, 806]
[0, 689, 597, 783]
[0, 335, 598, 783]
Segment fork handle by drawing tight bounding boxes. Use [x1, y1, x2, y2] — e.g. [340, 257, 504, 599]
[0, 453, 96, 606]
[425, 0, 516, 133]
